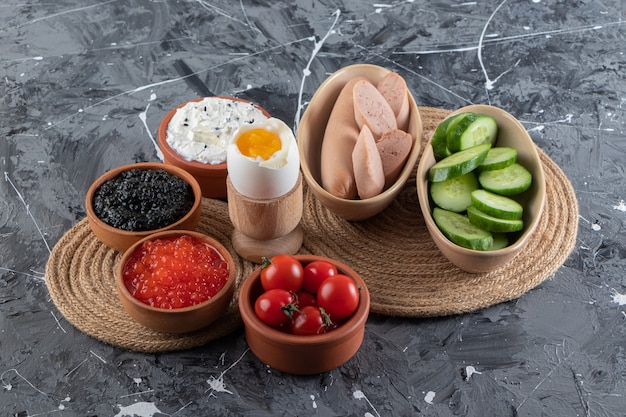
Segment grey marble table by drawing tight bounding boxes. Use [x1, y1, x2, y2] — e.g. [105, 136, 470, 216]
[1, 1, 625, 416]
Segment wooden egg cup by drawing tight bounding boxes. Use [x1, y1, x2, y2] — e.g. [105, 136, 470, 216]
[227, 174, 303, 263]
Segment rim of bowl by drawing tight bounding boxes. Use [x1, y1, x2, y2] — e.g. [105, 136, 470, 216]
[239, 254, 371, 345]
[157, 96, 272, 171]
[297, 63, 423, 208]
[417, 104, 547, 256]
[85, 162, 202, 238]
[115, 229, 236, 313]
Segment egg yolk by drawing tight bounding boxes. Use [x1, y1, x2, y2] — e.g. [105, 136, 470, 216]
[236, 128, 282, 160]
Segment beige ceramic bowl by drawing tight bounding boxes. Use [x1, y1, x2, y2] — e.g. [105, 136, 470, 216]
[85, 162, 202, 253]
[416, 104, 546, 273]
[238, 255, 370, 375]
[298, 64, 423, 221]
[157, 96, 271, 200]
[115, 230, 236, 333]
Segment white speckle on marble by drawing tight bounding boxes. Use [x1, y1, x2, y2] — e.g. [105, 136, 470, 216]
[353, 389, 381, 417]
[591, 222, 601, 231]
[205, 349, 249, 396]
[611, 289, 626, 306]
[612, 200, 626, 212]
[424, 391, 436, 404]
[465, 365, 482, 380]
[114, 402, 163, 417]
[310, 394, 317, 409]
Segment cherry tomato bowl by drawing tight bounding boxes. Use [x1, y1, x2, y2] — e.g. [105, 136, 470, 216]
[238, 254, 370, 375]
[115, 230, 237, 334]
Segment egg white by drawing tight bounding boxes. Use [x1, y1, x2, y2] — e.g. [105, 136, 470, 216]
[227, 117, 300, 199]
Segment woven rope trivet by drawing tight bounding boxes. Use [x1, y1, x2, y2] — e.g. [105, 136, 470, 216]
[45, 106, 578, 352]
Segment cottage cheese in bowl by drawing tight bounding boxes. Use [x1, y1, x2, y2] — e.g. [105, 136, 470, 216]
[166, 97, 269, 165]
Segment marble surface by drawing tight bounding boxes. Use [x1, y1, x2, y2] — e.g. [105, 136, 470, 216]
[1, 1, 625, 415]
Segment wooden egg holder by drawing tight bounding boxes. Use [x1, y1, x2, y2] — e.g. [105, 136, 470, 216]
[227, 174, 303, 263]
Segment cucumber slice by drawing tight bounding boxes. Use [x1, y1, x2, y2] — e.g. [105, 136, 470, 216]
[430, 117, 454, 161]
[490, 233, 509, 250]
[431, 113, 474, 160]
[467, 206, 524, 233]
[478, 163, 532, 195]
[432, 207, 493, 251]
[428, 143, 491, 183]
[430, 172, 478, 212]
[447, 114, 498, 153]
[471, 189, 523, 220]
[445, 113, 475, 137]
[479, 147, 517, 171]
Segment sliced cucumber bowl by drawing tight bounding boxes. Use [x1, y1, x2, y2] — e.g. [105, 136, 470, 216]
[416, 104, 546, 273]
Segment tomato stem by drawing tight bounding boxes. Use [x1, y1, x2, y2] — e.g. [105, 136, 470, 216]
[260, 256, 272, 270]
[281, 303, 299, 320]
[318, 306, 333, 330]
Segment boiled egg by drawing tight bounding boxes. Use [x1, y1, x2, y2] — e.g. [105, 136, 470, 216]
[227, 117, 300, 199]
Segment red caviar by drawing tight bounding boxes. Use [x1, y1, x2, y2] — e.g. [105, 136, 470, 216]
[122, 235, 229, 309]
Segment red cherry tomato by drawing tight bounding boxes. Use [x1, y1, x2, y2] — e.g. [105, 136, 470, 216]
[317, 274, 360, 320]
[260, 254, 304, 292]
[291, 306, 331, 336]
[295, 290, 318, 308]
[302, 260, 338, 294]
[254, 289, 297, 327]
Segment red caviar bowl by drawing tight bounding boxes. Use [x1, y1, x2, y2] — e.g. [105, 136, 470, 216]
[157, 96, 271, 200]
[86, 162, 202, 253]
[238, 254, 370, 375]
[115, 230, 236, 334]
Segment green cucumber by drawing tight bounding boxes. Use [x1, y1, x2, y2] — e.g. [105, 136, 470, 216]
[479, 147, 517, 171]
[432, 207, 493, 251]
[430, 117, 454, 161]
[447, 114, 498, 153]
[471, 189, 523, 220]
[445, 113, 475, 136]
[478, 163, 532, 195]
[490, 233, 510, 250]
[430, 172, 478, 213]
[467, 206, 524, 233]
[428, 143, 491, 182]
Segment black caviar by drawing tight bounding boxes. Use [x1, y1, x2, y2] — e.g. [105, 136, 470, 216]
[92, 168, 195, 231]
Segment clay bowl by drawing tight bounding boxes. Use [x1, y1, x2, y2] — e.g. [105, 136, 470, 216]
[115, 230, 236, 333]
[238, 254, 370, 375]
[297, 63, 423, 221]
[416, 104, 546, 273]
[157, 96, 271, 199]
[86, 162, 202, 253]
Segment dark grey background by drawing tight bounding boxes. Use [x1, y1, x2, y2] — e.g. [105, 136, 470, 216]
[1, 1, 625, 416]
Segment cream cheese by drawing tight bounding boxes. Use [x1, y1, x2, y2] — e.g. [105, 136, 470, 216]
[166, 97, 268, 165]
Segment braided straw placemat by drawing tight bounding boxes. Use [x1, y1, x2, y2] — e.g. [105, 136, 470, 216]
[45, 106, 578, 352]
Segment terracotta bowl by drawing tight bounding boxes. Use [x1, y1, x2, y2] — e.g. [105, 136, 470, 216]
[297, 63, 423, 221]
[238, 254, 370, 375]
[85, 162, 202, 253]
[416, 104, 546, 273]
[157, 96, 271, 199]
[115, 230, 236, 333]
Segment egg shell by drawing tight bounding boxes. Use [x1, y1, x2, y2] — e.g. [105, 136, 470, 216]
[227, 118, 300, 200]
